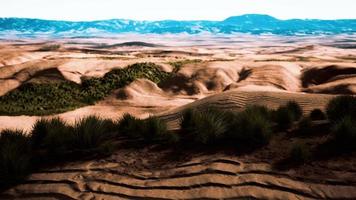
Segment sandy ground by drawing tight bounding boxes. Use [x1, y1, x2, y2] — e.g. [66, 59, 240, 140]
[1, 34, 356, 199]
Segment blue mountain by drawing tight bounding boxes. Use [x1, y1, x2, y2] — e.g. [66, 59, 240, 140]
[0, 14, 355, 37]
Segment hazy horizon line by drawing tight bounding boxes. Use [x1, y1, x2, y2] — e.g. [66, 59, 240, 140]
[1, 14, 356, 22]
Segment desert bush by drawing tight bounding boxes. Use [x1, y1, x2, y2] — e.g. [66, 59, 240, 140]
[180, 108, 229, 144]
[272, 101, 302, 130]
[0, 130, 32, 185]
[272, 107, 295, 130]
[309, 109, 326, 121]
[286, 101, 303, 121]
[118, 113, 145, 138]
[244, 105, 271, 119]
[326, 95, 356, 122]
[118, 114, 175, 143]
[296, 117, 313, 136]
[288, 142, 311, 164]
[227, 106, 272, 147]
[141, 116, 169, 142]
[31, 118, 73, 154]
[72, 116, 117, 150]
[328, 116, 356, 153]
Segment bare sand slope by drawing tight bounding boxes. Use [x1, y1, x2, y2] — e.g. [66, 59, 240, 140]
[2, 149, 356, 200]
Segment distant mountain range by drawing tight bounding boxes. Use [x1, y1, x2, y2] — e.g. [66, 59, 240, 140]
[0, 14, 355, 37]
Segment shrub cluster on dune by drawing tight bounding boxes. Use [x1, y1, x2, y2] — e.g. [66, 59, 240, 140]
[0, 63, 171, 116]
[1, 96, 356, 190]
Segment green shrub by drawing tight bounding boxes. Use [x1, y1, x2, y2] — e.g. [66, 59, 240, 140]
[72, 116, 117, 150]
[286, 101, 303, 121]
[118, 114, 175, 143]
[180, 108, 228, 144]
[272, 107, 295, 130]
[31, 118, 50, 148]
[0, 130, 32, 185]
[0, 63, 171, 116]
[228, 107, 272, 147]
[296, 117, 313, 136]
[118, 114, 145, 138]
[272, 102, 302, 130]
[309, 109, 326, 121]
[244, 105, 271, 119]
[326, 96, 356, 122]
[328, 116, 356, 153]
[141, 116, 169, 142]
[288, 142, 311, 164]
[31, 118, 73, 154]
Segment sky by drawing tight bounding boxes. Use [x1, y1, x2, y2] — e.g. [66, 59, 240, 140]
[0, 0, 355, 21]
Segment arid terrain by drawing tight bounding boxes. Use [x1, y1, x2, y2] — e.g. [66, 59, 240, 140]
[1, 34, 356, 199]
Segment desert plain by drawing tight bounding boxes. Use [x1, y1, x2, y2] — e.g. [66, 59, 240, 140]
[1, 34, 356, 199]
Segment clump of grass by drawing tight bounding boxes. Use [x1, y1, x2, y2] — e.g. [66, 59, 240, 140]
[272, 101, 303, 130]
[141, 116, 167, 141]
[72, 116, 117, 151]
[31, 118, 73, 154]
[296, 117, 313, 136]
[31, 116, 118, 156]
[227, 106, 272, 147]
[272, 107, 295, 130]
[288, 142, 311, 165]
[286, 101, 303, 121]
[143, 116, 178, 143]
[309, 109, 326, 121]
[328, 116, 356, 153]
[326, 95, 356, 122]
[180, 108, 228, 144]
[0, 130, 32, 185]
[118, 114, 144, 139]
[118, 114, 176, 144]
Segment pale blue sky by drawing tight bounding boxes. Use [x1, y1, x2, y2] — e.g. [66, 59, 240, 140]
[0, 0, 355, 21]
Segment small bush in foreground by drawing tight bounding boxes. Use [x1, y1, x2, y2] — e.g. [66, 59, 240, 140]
[118, 114, 175, 143]
[272, 101, 303, 130]
[296, 117, 313, 136]
[272, 107, 295, 130]
[328, 116, 356, 153]
[309, 109, 326, 121]
[72, 116, 117, 150]
[31, 118, 73, 154]
[145, 117, 179, 144]
[228, 106, 272, 147]
[0, 130, 32, 185]
[118, 114, 144, 138]
[286, 101, 303, 121]
[288, 143, 311, 165]
[326, 95, 356, 122]
[180, 108, 228, 144]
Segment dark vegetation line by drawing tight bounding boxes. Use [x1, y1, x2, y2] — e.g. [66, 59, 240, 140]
[0, 62, 173, 116]
[1, 95, 356, 192]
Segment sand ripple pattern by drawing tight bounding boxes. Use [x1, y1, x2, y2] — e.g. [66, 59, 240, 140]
[2, 157, 356, 200]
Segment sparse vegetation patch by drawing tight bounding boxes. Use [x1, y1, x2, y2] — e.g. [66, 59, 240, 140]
[0, 63, 171, 116]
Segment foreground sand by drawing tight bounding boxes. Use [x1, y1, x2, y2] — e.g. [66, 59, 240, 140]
[0, 34, 356, 199]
